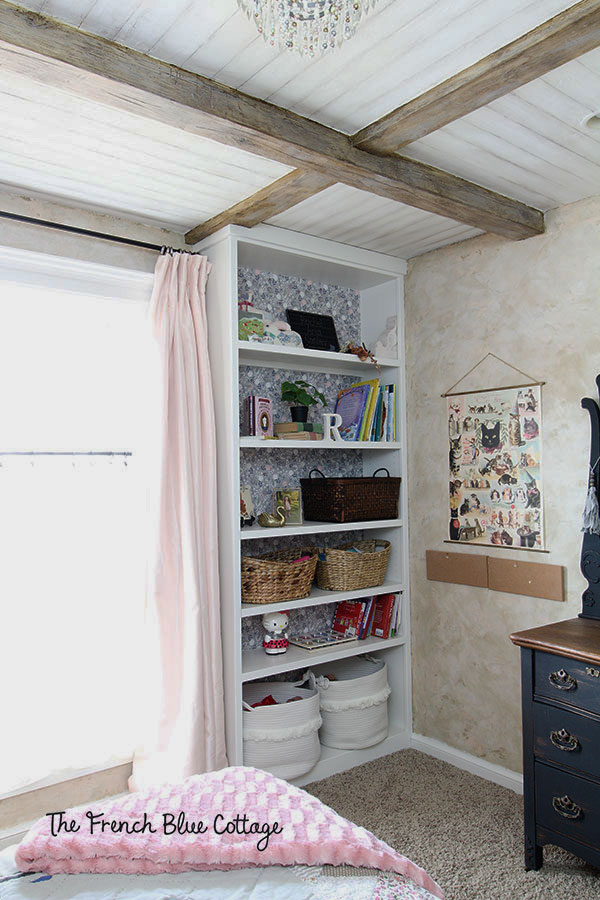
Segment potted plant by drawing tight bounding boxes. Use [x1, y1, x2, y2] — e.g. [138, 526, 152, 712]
[281, 379, 327, 423]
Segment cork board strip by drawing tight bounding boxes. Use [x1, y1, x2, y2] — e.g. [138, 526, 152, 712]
[487, 556, 564, 602]
[426, 550, 565, 601]
[426, 550, 488, 588]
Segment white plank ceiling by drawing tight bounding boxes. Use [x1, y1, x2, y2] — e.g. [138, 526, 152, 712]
[1, 0, 599, 257]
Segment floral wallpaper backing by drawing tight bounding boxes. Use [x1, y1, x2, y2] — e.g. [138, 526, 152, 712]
[238, 266, 361, 345]
[238, 267, 369, 655]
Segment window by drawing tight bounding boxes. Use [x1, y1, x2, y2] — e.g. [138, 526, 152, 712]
[0, 253, 155, 797]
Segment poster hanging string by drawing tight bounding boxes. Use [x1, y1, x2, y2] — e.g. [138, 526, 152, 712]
[442, 352, 545, 398]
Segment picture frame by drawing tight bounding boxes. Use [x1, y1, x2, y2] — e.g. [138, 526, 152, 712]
[285, 309, 339, 352]
[273, 488, 303, 525]
[240, 485, 255, 528]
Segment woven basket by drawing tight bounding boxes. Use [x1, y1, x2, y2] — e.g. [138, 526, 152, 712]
[316, 540, 390, 591]
[242, 681, 321, 779]
[310, 656, 390, 750]
[300, 467, 401, 524]
[241, 546, 318, 604]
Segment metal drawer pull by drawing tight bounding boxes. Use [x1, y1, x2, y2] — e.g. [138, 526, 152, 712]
[552, 795, 583, 820]
[549, 669, 577, 691]
[550, 728, 580, 752]
[586, 666, 600, 678]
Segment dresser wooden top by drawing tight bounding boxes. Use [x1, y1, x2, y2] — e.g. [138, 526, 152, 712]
[511, 618, 600, 664]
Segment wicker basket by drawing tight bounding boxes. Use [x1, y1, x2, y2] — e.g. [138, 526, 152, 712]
[300, 468, 401, 523]
[316, 539, 390, 591]
[241, 546, 318, 604]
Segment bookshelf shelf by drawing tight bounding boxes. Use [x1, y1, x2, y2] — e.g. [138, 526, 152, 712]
[242, 633, 406, 681]
[238, 340, 400, 375]
[240, 517, 403, 541]
[240, 580, 405, 618]
[240, 437, 401, 450]
[200, 223, 411, 784]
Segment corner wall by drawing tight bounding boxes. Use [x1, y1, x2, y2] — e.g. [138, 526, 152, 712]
[405, 195, 600, 773]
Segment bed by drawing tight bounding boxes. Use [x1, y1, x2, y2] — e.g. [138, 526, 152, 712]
[4, 766, 443, 900]
[1, 847, 439, 900]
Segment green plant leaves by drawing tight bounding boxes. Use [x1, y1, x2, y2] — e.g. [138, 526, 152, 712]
[280, 379, 327, 407]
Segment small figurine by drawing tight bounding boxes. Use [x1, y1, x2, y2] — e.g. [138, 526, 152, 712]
[373, 316, 398, 359]
[262, 611, 289, 655]
[258, 505, 286, 527]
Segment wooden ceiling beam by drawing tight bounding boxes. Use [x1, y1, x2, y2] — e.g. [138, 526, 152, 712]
[353, 0, 600, 153]
[0, 1, 542, 242]
[185, 170, 335, 245]
[187, 0, 600, 243]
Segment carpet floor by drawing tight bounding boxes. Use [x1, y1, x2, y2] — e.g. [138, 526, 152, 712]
[305, 749, 600, 900]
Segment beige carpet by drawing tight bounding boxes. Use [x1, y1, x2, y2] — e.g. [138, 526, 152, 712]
[305, 749, 600, 900]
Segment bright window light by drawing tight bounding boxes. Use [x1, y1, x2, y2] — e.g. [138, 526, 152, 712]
[0, 279, 155, 796]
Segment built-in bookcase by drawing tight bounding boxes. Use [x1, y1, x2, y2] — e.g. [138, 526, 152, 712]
[198, 223, 410, 785]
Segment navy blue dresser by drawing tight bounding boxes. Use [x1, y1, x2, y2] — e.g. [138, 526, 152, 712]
[511, 618, 600, 870]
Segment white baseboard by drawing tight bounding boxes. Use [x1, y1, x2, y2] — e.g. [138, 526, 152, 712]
[411, 733, 523, 794]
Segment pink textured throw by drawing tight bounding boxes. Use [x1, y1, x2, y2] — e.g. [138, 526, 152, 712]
[16, 766, 443, 898]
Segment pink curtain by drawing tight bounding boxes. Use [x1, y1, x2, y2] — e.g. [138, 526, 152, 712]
[130, 251, 227, 791]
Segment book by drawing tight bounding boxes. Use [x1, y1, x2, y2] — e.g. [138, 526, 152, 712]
[274, 422, 323, 433]
[244, 396, 273, 437]
[390, 594, 402, 637]
[358, 597, 374, 639]
[277, 431, 323, 440]
[371, 593, 396, 639]
[350, 378, 380, 441]
[332, 600, 366, 638]
[334, 383, 371, 441]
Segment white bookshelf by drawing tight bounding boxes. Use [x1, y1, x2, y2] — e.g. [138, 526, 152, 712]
[198, 223, 411, 784]
[240, 436, 402, 449]
[241, 580, 406, 617]
[241, 517, 403, 541]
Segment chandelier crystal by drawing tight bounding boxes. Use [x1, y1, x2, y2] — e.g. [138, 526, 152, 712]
[237, 0, 379, 57]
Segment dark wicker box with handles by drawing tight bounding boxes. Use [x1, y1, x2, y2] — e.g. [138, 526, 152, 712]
[300, 467, 401, 524]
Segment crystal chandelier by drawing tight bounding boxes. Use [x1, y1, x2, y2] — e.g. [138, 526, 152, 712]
[237, 0, 379, 57]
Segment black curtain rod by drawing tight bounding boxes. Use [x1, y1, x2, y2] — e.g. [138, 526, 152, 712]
[0, 210, 165, 252]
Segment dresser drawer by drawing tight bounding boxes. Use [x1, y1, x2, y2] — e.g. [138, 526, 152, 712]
[534, 702, 600, 780]
[534, 651, 600, 714]
[536, 762, 600, 847]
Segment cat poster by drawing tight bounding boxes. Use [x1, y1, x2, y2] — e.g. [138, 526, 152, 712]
[448, 385, 544, 549]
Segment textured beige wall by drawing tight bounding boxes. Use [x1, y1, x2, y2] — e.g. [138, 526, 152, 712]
[405, 195, 600, 773]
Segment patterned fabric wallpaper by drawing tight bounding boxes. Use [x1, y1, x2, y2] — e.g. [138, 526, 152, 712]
[239, 446, 363, 520]
[238, 266, 360, 345]
[238, 267, 367, 653]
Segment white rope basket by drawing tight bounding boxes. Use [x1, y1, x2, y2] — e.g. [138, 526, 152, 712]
[310, 656, 391, 750]
[242, 681, 321, 779]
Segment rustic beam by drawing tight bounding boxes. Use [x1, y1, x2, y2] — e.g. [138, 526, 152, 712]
[353, 0, 600, 153]
[189, 0, 600, 240]
[0, 2, 542, 241]
[185, 170, 335, 244]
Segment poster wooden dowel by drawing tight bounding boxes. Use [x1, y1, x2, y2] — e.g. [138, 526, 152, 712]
[442, 380, 545, 398]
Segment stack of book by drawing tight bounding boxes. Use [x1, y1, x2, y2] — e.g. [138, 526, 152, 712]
[334, 378, 396, 442]
[274, 422, 323, 441]
[331, 593, 401, 640]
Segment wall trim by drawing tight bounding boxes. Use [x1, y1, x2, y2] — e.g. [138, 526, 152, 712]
[411, 733, 523, 794]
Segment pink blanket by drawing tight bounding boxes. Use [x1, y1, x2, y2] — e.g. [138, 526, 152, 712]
[16, 766, 443, 898]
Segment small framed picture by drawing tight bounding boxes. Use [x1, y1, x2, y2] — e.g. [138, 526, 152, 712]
[240, 485, 255, 528]
[273, 488, 303, 525]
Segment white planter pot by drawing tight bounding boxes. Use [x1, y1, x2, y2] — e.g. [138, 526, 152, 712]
[242, 681, 321, 779]
[311, 656, 391, 750]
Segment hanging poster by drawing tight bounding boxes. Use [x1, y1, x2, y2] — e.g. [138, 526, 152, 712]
[448, 385, 544, 549]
